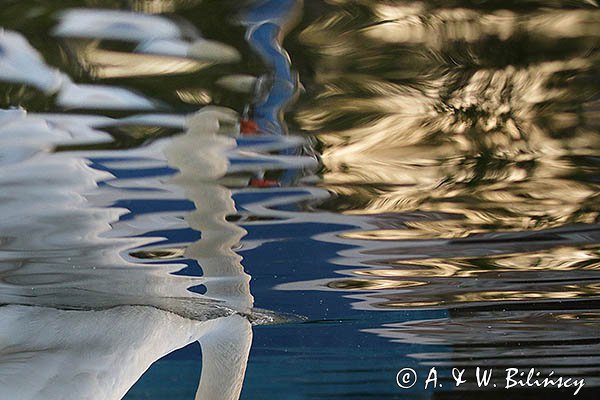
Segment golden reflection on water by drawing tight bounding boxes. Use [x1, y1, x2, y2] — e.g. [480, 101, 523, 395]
[307, 245, 600, 308]
[128, 0, 202, 13]
[362, 286, 600, 309]
[285, 0, 600, 311]
[296, 0, 600, 240]
[73, 44, 208, 78]
[85, 0, 202, 13]
[326, 278, 427, 290]
[355, 245, 600, 277]
[319, 234, 600, 311]
[554, 312, 600, 321]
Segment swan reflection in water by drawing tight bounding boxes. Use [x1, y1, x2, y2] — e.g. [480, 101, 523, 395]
[0, 107, 264, 399]
[0, 2, 309, 397]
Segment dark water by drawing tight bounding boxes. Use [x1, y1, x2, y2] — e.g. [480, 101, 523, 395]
[0, 0, 599, 399]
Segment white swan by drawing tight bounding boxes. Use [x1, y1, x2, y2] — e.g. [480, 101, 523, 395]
[0, 305, 251, 400]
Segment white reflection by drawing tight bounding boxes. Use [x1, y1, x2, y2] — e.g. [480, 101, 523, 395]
[57, 79, 158, 110]
[166, 107, 254, 311]
[137, 38, 240, 63]
[55, 8, 240, 79]
[0, 31, 162, 110]
[0, 107, 257, 399]
[0, 111, 111, 148]
[52, 8, 181, 41]
[0, 30, 63, 93]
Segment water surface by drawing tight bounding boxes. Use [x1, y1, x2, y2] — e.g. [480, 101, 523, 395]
[0, 0, 599, 399]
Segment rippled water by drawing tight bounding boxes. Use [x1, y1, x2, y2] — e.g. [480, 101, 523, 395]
[1, 0, 599, 399]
